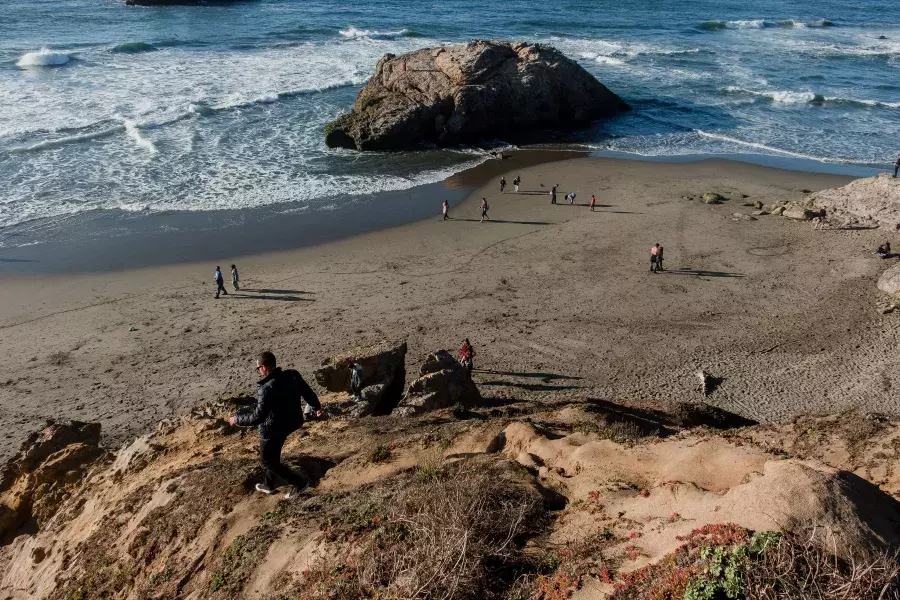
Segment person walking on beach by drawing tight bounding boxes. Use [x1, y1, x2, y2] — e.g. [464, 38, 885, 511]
[590, 195, 596, 212]
[657, 246, 665, 272]
[894, 155, 900, 178]
[214, 266, 228, 298]
[231, 264, 240, 291]
[551, 184, 558, 204]
[442, 200, 450, 221]
[650, 244, 660, 273]
[460, 338, 475, 375]
[566, 191, 576, 205]
[513, 175, 521, 193]
[228, 351, 323, 497]
[500, 176, 507, 194]
[480, 197, 490, 222]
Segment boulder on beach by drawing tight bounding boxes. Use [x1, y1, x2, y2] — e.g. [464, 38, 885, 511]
[878, 263, 900, 298]
[324, 40, 630, 150]
[314, 341, 407, 416]
[804, 173, 900, 230]
[395, 350, 481, 416]
[702, 192, 726, 204]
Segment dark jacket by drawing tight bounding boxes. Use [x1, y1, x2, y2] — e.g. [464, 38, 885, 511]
[235, 368, 322, 439]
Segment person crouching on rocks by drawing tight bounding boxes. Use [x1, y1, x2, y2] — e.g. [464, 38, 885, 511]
[228, 351, 322, 498]
[877, 242, 892, 259]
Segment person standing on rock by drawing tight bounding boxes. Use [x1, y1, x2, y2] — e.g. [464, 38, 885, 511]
[513, 175, 521, 192]
[460, 338, 475, 375]
[551, 184, 558, 204]
[228, 351, 323, 497]
[894, 155, 900, 178]
[231, 264, 240, 291]
[650, 244, 660, 273]
[590, 195, 596, 212]
[500, 176, 507, 194]
[214, 266, 228, 299]
[442, 200, 450, 221]
[480, 197, 490, 223]
[350, 362, 364, 399]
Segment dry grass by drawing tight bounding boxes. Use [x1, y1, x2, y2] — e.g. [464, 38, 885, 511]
[611, 523, 900, 600]
[744, 529, 900, 600]
[296, 457, 545, 600]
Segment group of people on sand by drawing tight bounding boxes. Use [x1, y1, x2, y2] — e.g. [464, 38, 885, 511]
[214, 265, 240, 298]
[442, 176, 601, 222]
[228, 338, 478, 498]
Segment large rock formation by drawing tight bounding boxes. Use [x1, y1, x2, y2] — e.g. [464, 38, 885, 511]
[395, 350, 481, 416]
[801, 173, 900, 230]
[314, 341, 407, 416]
[324, 40, 629, 150]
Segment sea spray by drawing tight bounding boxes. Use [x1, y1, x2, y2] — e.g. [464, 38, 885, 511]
[16, 47, 71, 67]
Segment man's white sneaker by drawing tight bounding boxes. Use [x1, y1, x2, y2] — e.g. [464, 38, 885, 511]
[255, 483, 276, 495]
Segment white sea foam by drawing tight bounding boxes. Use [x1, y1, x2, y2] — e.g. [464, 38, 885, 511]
[721, 87, 820, 104]
[339, 25, 409, 39]
[594, 56, 626, 66]
[696, 130, 835, 161]
[16, 47, 71, 67]
[122, 119, 158, 154]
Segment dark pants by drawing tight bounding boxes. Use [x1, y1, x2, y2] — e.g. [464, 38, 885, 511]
[259, 434, 308, 490]
[215, 281, 228, 297]
[895, 165, 899, 177]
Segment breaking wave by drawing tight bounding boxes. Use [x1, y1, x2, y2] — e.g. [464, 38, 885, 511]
[698, 19, 833, 31]
[338, 26, 417, 40]
[16, 47, 71, 67]
[721, 86, 900, 108]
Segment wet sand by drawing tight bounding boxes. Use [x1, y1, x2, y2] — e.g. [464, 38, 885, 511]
[2, 154, 898, 461]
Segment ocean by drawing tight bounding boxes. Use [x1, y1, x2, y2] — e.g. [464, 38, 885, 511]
[2, 0, 898, 250]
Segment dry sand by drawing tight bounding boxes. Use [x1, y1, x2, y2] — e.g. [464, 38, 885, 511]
[1, 154, 898, 461]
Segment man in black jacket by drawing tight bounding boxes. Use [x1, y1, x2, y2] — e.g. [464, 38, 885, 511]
[228, 351, 322, 497]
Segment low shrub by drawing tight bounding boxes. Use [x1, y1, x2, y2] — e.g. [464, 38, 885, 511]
[295, 458, 545, 600]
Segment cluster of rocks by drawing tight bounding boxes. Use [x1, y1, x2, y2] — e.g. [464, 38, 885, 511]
[314, 342, 481, 417]
[0, 421, 109, 539]
[689, 191, 830, 223]
[324, 40, 629, 150]
[698, 174, 900, 230]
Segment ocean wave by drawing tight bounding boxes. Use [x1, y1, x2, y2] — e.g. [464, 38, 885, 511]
[338, 25, 416, 40]
[697, 19, 833, 31]
[16, 47, 71, 67]
[694, 130, 866, 164]
[721, 86, 822, 104]
[7, 126, 123, 153]
[110, 42, 157, 54]
[721, 86, 900, 108]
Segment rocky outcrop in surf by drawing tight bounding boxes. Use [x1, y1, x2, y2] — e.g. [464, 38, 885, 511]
[324, 40, 630, 150]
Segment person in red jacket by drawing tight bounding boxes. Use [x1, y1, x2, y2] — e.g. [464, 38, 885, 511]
[459, 338, 475, 375]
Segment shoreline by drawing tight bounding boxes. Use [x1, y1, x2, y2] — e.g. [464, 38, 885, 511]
[0, 148, 886, 277]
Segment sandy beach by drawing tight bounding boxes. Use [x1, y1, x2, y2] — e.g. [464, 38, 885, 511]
[1, 153, 897, 461]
